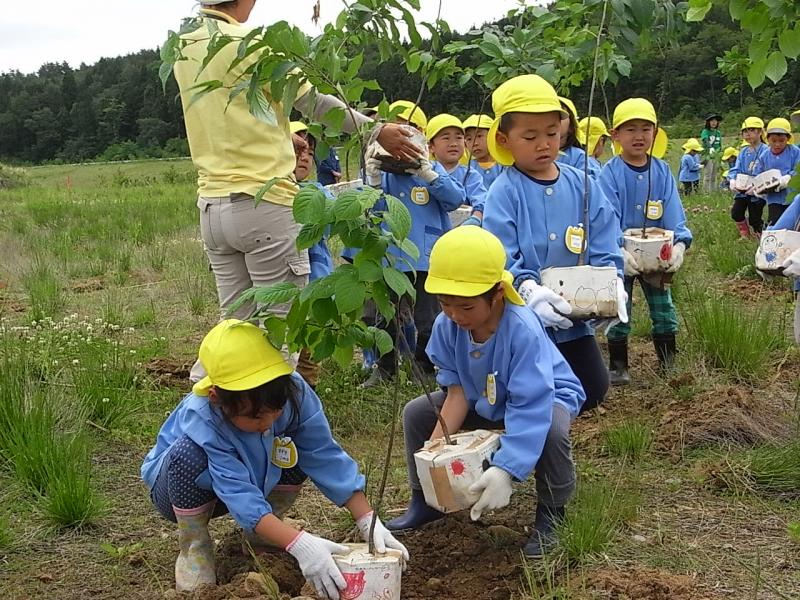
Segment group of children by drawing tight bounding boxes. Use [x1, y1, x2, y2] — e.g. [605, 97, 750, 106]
[143, 74, 702, 597]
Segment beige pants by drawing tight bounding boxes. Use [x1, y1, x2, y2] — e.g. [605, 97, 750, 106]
[190, 194, 309, 383]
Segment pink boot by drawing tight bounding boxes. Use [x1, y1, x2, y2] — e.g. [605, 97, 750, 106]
[735, 220, 751, 239]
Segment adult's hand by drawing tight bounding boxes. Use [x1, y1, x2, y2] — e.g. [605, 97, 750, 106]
[376, 124, 424, 162]
[292, 133, 309, 155]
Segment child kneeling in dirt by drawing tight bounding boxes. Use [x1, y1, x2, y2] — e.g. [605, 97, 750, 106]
[141, 320, 408, 596]
[385, 227, 586, 559]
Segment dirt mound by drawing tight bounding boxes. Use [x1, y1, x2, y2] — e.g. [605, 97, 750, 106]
[583, 567, 714, 599]
[658, 384, 790, 453]
[146, 357, 193, 388]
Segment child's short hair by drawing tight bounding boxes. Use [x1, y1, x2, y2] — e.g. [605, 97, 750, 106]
[215, 374, 301, 424]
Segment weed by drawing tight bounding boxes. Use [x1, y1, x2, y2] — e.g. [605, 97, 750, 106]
[747, 441, 800, 495]
[519, 553, 571, 599]
[146, 242, 167, 272]
[43, 446, 105, 528]
[684, 293, 786, 380]
[22, 259, 63, 322]
[556, 476, 639, 562]
[102, 291, 125, 327]
[603, 421, 653, 460]
[132, 300, 157, 327]
[182, 273, 210, 317]
[788, 522, 800, 544]
[707, 236, 758, 276]
[0, 511, 12, 549]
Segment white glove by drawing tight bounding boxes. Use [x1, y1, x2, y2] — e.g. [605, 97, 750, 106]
[518, 279, 573, 330]
[666, 242, 686, 273]
[729, 179, 738, 192]
[409, 156, 438, 183]
[782, 248, 800, 278]
[286, 531, 348, 600]
[355, 511, 410, 562]
[616, 277, 629, 323]
[365, 157, 382, 187]
[622, 248, 640, 276]
[468, 466, 513, 521]
[778, 174, 792, 191]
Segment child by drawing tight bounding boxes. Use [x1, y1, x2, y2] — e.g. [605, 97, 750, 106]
[290, 122, 335, 388]
[767, 195, 800, 344]
[481, 74, 626, 413]
[678, 138, 703, 195]
[760, 118, 800, 225]
[577, 116, 610, 179]
[426, 114, 487, 226]
[141, 320, 408, 595]
[463, 113, 504, 189]
[556, 96, 589, 171]
[700, 112, 723, 192]
[598, 98, 693, 384]
[729, 117, 768, 238]
[720, 146, 738, 190]
[360, 117, 466, 387]
[385, 227, 586, 559]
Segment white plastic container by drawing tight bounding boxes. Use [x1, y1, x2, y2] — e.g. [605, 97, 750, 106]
[334, 543, 403, 600]
[756, 229, 800, 274]
[734, 173, 752, 192]
[623, 227, 674, 274]
[752, 168, 782, 195]
[540, 265, 618, 319]
[324, 179, 362, 196]
[449, 205, 472, 227]
[414, 429, 501, 513]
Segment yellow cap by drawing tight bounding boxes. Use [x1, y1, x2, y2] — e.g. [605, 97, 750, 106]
[577, 116, 609, 154]
[425, 227, 524, 306]
[741, 116, 764, 130]
[611, 98, 668, 158]
[487, 74, 566, 166]
[722, 169, 729, 178]
[559, 97, 579, 122]
[426, 113, 464, 141]
[192, 320, 293, 396]
[721, 146, 739, 161]
[289, 121, 307, 135]
[681, 138, 703, 153]
[463, 114, 494, 130]
[389, 100, 428, 130]
[740, 139, 749, 147]
[766, 117, 793, 142]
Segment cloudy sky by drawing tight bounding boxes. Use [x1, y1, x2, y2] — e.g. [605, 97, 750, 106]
[0, 0, 529, 75]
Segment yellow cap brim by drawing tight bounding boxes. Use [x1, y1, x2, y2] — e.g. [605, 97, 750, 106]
[487, 117, 515, 166]
[613, 127, 668, 159]
[424, 270, 524, 306]
[191, 361, 294, 396]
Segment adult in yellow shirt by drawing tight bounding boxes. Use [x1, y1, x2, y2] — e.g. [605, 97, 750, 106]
[176, 1, 419, 381]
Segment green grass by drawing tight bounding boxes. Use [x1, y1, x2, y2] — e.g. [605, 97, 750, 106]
[602, 421, 653, 460]
[21, 259, 64, 322]
[747, 441, 800, 495]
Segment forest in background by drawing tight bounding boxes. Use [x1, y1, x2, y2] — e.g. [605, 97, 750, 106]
[2, 4, 800, 165]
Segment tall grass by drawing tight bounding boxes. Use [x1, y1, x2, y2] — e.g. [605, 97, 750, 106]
[603, 421, 653, 460]
[747, 442, 800, 495]
[684, 293, 786, 380]
[22, 259, 63, 322]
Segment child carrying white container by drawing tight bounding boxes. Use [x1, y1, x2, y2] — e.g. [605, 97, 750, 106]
[764, 194, 800, 344]
[759, 118, 800, 225]
[729, 117, 768, 238]
[385, 227, 585, 560]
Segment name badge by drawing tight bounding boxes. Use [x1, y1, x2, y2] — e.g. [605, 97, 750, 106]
[646, 200, 663, 220]
[565, 225, 585, 254]
[411, 186, 430, 205]
[271, 437, 298, 469]
[486, 373, 497, 406]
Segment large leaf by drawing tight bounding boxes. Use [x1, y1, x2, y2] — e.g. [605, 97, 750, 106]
[384, 195, 411, 240]
[296, 223, 326, 251]
[685, 0, 712, 22]
[382, 266, 412, 297]
[747, 58, 767, 89]
[334, 268, 366, 314]
[249, 282, 300, 306]
[311, 297, 338, 323]
[371, 328, 394, 357]
[778, 27, 800, 60]
[334, 191, 364, 221]
[371, 280, 395, 321]
[764, 51, 788, 84]
[332, 342, 354, 369]
[353, 254, 384, 282]
[293, 186, 327, 224]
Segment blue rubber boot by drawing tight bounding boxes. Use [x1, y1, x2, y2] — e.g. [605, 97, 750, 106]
[523, 504, 565, 558]
[386, 489, 445, 532]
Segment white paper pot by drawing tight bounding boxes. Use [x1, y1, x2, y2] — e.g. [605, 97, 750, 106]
[414, 430, 501, 514]
[756, 229, 800, 274]
[334, 543, 403, 600]
[540, 265, 619, 319]
[623, 227, 674, 274]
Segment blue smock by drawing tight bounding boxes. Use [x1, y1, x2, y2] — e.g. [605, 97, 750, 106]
[469, 159, 504, 190]
[760, 145, 800, 205]
[446, 162, 488, 214]
[678, 153, 701, 183]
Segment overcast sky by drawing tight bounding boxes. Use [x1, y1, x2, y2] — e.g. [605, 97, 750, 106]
[0, 0, 529, 75]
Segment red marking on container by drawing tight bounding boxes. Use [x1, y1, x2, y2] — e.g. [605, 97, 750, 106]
[450, 459, 466, 476]
[659, 243, 672, 261]
[341, 570, 366, 600]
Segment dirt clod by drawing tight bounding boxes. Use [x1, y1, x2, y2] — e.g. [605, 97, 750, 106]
[583, 567, 712, 599]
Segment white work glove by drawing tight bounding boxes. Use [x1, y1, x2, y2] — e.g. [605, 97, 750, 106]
[409, 156, 439, 183]
[665, 242, 686, 273]
[778, 174, 792, 191]
[286, 531, 348, 600]
[782, 248, 800, 278]
[365, 158, 382, 187]
[468, 466, 513, 521]
[616, 277, 629, 323]
[622, 248, 641, 276]
[518, 279, 573, 330]
[355, 511, 410, 563]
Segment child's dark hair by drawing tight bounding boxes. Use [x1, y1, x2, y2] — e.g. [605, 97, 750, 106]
[560, 104, 581, 149]
[479, 282, 502, 303]
[215, 374, 301, 428]
[498, 113, 518, 135]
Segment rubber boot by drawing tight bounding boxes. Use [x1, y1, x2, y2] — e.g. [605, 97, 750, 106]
[360, 365, 393, 388]
[607, 338, 631, 386]
[735, 220, 751, 240]
[523, 504, 565, 558]
[652, 332, 677, 372]
[175, 508, 216, 591]
[386, 489, 444, 532]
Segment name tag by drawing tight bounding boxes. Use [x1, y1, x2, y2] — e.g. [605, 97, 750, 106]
[646, 200, 663, 220]
[486, 373, 497, 406]
[565, 225, 585, 254]
[271, 437, 298, 469]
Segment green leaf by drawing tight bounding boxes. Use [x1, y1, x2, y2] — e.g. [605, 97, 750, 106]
[296, 223, 326, 250]
[313, 330, 336, 360]
[729, 0, 747, 20]
[407, 52, 422, 73]
[371, 280, 394, 321]
[285, 298, 309, 333]
[372, 328, 394, 357]
[293, 186, 327, 224]
[382, 266, 410, 297]
[311, 297, 338, 323]
[332, 342, 354, 368]
[254, 177, 287, 204]
[263, 316, 287, 348]
[747, 58, 767, 89]
[334, 191, 364, 221]
[778, 27, 800, 60]
[384, 195, 411, 240]
[158, 62, 173, 91]
[246, 74, 277, 126]
[685, 1, 712, 22]
[334, 268, 366, 314]
[764, 51, 788, 84]
[249, 282, 301, 306]
[397, 237, 420, 261]
[354, 255, 384, 282]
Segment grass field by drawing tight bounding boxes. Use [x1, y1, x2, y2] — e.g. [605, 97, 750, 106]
[0, 153, 798, 600]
